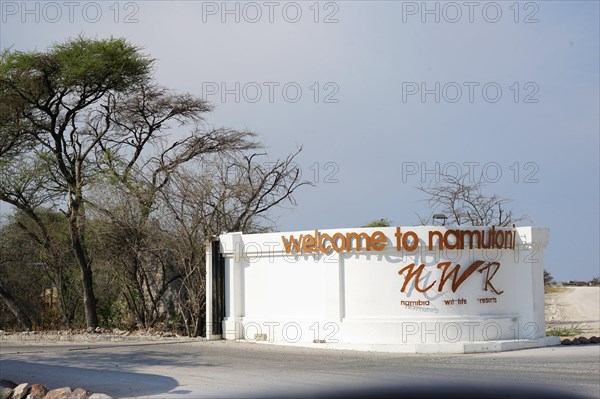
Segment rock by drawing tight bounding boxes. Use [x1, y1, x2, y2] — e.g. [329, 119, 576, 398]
[572, 338, 581, 345]
[88, 394, 113, 399]
[576, 337, 590, 344]
[94, 327, 101, 333]
[28, 384, 48, 399]
[0, 388, 13, 399]
[68, 388, 91, 399]
[85, 327, 93, 333]
[11, 383, 30, 399]
[45, 387, 72, 399]
[561, 338, 572, 345]
[589, 336, 599, 344]
[0, 382, 16, 390]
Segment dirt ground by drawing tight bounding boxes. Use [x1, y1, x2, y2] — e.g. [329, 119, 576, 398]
[545, 287, 600, 337]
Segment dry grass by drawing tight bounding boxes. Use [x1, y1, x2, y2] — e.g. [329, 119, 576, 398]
[545, 286, 569, 294]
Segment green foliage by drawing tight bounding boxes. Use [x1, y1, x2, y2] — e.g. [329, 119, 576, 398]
[546, 325, 584, 337]
[0, 36, 153, 95]
[362, 218, 392, 228]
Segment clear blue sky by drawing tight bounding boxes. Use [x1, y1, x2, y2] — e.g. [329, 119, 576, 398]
[1, 1, 598, 281]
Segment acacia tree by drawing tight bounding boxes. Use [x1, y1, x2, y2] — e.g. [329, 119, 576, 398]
[1, 36, 310, 331]
[362, 219, 391, 228]
[0, 37, 258, 328]
[0, 37, 157, 327]
[417, 174, 528, 226]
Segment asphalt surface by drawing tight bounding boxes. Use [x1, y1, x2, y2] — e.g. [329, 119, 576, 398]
[1, 339, 599, 398]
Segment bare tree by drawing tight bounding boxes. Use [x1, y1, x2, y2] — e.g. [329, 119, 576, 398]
[82, 83, 260, 330]
[417, 174, 528, 226]
[158, 150, 309, 336]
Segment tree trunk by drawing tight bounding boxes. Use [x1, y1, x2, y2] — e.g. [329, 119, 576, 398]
[69, 202, 98, 329]
[0, 280, 32, 330]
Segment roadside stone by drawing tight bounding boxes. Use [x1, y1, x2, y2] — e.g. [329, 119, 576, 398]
[88, 394, 113, 399]
[576, 337, 590, 344]
[561, 338, 572, 345]
[68, 388, 91, 399]
[0, 381, 17, 389]
[28, 384, 48, 399]
[572, 338, 581, 345]
[11, 383, 30, 399]
[0, 388, 13, 399]
[45, 387, 72, 399]
[589, 336, 599, 344]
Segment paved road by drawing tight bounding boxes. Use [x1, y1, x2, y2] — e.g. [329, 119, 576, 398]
[1, 339, 599, 398]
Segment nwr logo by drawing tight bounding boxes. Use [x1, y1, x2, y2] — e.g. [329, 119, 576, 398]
[398, 260, 504, 295]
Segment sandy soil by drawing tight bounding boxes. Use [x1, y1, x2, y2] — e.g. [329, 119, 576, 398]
[545, 287, 600, 336]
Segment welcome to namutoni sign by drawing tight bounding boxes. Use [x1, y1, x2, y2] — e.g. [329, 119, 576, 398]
[281, 225, 516, 254]
[205, 225, 559, 353]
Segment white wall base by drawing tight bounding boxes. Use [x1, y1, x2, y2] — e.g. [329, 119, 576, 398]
[250, 336, 561, 354]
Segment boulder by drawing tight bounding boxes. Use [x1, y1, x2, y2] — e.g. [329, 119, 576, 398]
[45, 387, 72, 399]
[0, 388, 13, 399]
[589, 336, 599, 344]
[28, 384, 49, 399]
[576, 337, 590, 344]
[561, 338, 572, 345]
[88, 394, 113, 399]
[68, 388, 91, 399]
[11, 383, 30, 399]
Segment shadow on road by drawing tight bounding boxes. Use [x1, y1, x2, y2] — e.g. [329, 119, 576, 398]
[0, 359, 180, 397]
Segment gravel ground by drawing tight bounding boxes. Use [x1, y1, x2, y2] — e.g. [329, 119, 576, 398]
[546, 287, 600, 335]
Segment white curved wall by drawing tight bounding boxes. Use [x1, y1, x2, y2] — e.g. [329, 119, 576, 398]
[206, 226, 553, 351]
